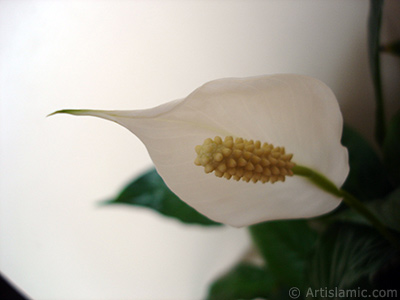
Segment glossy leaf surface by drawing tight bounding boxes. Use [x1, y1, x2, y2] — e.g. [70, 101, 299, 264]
[341, 125, 392, 201]
[105, 169, 221, 226]
[249, 220, 317, 288]
[206, 263, 276, 300]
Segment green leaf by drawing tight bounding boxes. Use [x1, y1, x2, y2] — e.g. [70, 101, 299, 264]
[383, 110, 400, 185]
[307, 222, 399, 298]
[206, 263, 277, 300]
[104, 168, 221, 226]
[249, 220, 317, 289]
[369, 188, 400, 232]
[330, 188, 400, 234]
[368, 0, 385, 146]
[341, 125, 392, 201]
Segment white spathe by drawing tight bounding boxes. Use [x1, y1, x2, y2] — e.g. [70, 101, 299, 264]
[54, 74, 349, 227]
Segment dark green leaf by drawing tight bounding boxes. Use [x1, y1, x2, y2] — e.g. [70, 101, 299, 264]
[341, 125, 392, 201]
[307, 222, 399, 298]
[206, 263, 276, 300]
[249, 220, 317, 289]
[383, 110, 400, 185]
[368, 0, 385, 146]
[367, 188, 400, 232]
[329, 188, 400, 234]
[104, 168, 221, 226]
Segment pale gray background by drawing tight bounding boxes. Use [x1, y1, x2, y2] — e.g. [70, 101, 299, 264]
[1, 1, 399, 299]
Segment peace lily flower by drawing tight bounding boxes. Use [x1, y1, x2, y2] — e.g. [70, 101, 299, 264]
[52, 74, 349, 227]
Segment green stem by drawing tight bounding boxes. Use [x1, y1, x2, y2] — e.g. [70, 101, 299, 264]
[368, 0, 386, 146]
[293, 165, 400, 249]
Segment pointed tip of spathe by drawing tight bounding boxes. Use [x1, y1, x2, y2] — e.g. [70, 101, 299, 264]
[97, 199, 116, 207]
[47, 109, 90, 118]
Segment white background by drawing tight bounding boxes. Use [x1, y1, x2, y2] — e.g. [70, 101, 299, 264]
[1, 1, 399, 299]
